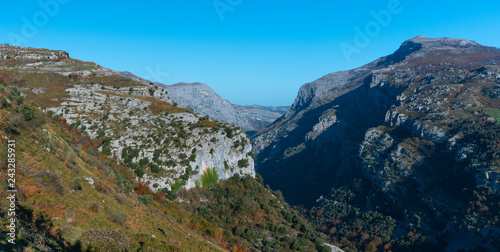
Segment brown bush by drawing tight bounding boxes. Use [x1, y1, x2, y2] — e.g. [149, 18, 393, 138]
[35, 171, 64, 195]
[7, 113, 24, 134]
[135, 182, 154, 196]
[80, 229, 133, 251]
[106, 208, 128, 226]
[0, 110, 11, 130]
[114, 193, 128, 205]
[89, 202, 99, 213]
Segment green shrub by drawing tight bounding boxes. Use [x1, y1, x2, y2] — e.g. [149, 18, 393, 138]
[237, 159, 249, 168]
[256, 174, 264, 185]
[36, 171, 64, 195]
[20, 104, 32, 121]
[153, 149, 161, 162]
[1, 96, 11, 108]
[150, 164, 160, 173]
[242, 229, 262, 241]
[138, 195, 154, 205]
[102, 146, 111, 155]
[224, 127, 234, 138]
[71, 178, 84, 190]
[122, 147, 140, 163]
[320, 246, 332, 252]
[134, 166, 144, 178]
[201, 167, 219, 188]
[234, 226, 245, 237]
[139, 158, 149, 166]
[97, 128, 105, 138]
[179, 166, 192, 181]
[102, 137, 113, 145]
[188, 153, 196, 162]
[16, 95, 24, 104]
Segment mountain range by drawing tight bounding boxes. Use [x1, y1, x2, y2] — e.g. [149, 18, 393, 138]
[1, 36, 500, 251]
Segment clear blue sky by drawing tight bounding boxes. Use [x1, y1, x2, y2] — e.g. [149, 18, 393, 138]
[2, 1, 500, 106]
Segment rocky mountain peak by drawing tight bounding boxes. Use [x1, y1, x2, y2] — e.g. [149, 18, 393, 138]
[407, 35, 480, 47]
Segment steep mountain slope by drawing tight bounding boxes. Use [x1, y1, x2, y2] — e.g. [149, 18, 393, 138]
[117, 71, 289, 135]
[0, 103, 326, 251]
[252, 36, 500, 250]
[0, 45, 332, 251]
[0, 44, 254, 194]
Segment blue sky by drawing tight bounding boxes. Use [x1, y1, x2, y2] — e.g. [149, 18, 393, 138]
[2, 1, 500, 106]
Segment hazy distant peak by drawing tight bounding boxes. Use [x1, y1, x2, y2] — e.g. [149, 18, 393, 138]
[164, 82, 289, 133]
[169, 82, 210, 88]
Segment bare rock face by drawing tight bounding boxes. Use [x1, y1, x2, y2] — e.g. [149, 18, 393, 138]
[162, 82, 288, 134]
[252, 36, 500, 249]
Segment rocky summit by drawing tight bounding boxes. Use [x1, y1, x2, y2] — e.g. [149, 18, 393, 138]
[253, 36, 500, 250]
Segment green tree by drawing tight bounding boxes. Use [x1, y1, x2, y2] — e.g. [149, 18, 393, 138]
[20, 104, 32, 121]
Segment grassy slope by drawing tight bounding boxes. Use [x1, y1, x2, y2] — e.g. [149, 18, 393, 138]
[0, 95, 225, 251]
[0, 52, 328, 251]
[0, 106, 328, 251]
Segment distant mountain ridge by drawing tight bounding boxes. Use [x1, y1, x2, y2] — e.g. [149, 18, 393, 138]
[162, 82, 289, 135]
[116, 71, 289, 134]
